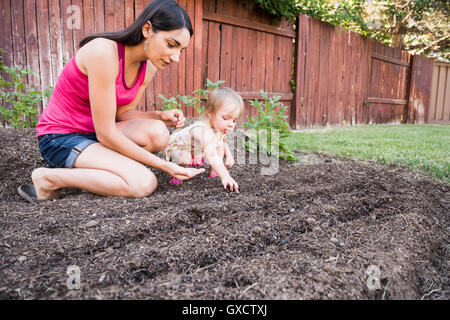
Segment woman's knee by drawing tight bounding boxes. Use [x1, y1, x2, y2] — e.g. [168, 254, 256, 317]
[125, 170, 158, 198]
[147, 121, 170, 153]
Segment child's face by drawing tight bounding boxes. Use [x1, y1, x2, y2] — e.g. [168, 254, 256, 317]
[210, 101, 241, 135]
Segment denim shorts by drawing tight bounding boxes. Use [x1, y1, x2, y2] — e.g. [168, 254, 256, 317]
[38, 133, 99, 168]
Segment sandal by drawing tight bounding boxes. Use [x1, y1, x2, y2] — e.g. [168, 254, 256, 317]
[169, 177, 183, 184]
[18, 184, 41, 204]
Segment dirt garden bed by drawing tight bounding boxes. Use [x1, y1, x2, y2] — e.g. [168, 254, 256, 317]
[0, 128, 448, 300]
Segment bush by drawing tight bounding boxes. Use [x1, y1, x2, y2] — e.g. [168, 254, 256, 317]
[243, 90, 297, 161]
[158, 79, 225, 115]
[0, 49, 52, 128]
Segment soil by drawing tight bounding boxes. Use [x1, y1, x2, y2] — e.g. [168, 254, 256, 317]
[0, 128, 448, 300]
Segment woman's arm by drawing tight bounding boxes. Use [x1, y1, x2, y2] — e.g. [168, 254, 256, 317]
[83, 40, 196, 179]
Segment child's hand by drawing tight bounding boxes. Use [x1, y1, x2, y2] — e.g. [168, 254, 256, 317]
[221, 175, 239, 193]
[225, 155, 235, 168]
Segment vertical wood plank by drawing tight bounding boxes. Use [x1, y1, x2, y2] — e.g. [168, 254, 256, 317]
[428, 63, 439, 121]
[114, 0, 125, 31]
[236, 24, 243, 92]
[0, 0, 13, 72]
[60, 0, 74, 61]
[11, 0, 26, 69]
[264, 33, 274, 94]
[295, 14, 308, 128]
[318, 23, 330, 126]
[442, 67, 450, 121]
[94, 0, 106, 34]
[310, 18, 321, 126]
[435, 63, 447, 120]
[23, 0, 41, 90]
[71, 0, 84, 51]
[408, 55, 434, 123]
[256, 31, 265, 94]
[326, 25, 336, 126]
[176, 0, 187, 114]
[48, 0, 64, 82]
[200, 19, 208, 90]
[125, 0, 134, 27]
[83, 0, 95, 38]
[193, 0, 203, 92]
[207, 22, 220, 82]
[250, 30, 258, 92]
[104, 0, 115, 32]
[185, 0, 195, 116]
[229, 25, 237, 90]
[36, 0, 53, 105]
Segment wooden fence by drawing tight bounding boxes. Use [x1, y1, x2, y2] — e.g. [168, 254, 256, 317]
[0, 0, 436, 128]
[293, 14, 434, 128]
[428, 62, 450, 124]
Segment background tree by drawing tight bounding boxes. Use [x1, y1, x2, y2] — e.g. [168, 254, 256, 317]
[254, 0, 450, 61]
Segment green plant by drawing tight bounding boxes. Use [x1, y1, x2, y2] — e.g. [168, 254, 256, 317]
[242, 90, 297, 161]
[0, 49, 52, 128]
[158, 78, 225, 115]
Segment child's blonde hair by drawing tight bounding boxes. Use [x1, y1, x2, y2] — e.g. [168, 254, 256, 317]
[204, 87, 244, 119]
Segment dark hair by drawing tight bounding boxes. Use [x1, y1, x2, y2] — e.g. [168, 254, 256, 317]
[79, 0, 193, 48]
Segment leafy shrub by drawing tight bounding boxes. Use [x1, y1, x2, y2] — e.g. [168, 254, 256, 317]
[0, 49, 52, 128]
[243, 90, 297, 161]
[158, 79, 225, 115]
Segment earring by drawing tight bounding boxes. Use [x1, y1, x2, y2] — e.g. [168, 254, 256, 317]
[144, 39, 149, 51]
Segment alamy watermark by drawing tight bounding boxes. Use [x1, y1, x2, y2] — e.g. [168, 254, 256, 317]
[66, 265, 81, 290]
[365, 265, 382, 291]
[66, 5, 81, 30]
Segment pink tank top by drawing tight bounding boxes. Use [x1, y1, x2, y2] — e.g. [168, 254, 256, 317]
[36, 42, 147, 136]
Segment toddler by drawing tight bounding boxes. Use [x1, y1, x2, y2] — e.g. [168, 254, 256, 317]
[163, 87, 244, 192]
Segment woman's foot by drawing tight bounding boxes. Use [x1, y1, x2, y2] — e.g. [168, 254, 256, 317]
[31, 168, 61, 200]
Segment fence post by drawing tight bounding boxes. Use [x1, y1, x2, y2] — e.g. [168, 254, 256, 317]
[292, 14, 307, 129]
[407, 55, 434, 124]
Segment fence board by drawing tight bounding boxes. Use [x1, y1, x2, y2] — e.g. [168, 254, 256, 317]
[11, 0, 26, 70]
[443, 67, 450, 121]
[0, 0, 13, 71]
[61, 0, 74, 61]
[408, 55, 434, 123]
[435, 65, 447, 120]
[24, 0, 40, 92]
[125, 0, 134, 27]
[264, 33, 274, 93]
[36, 0, 53, 109]
[48, 0, 63, 82]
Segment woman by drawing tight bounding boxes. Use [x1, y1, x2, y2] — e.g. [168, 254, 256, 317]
[18, 0, 204, 204]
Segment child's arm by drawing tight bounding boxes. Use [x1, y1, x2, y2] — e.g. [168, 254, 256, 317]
[194, 128, 239, 192]
[224, 140, 235, 168]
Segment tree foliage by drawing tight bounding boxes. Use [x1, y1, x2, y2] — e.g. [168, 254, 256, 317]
[253, 0, 449, 61]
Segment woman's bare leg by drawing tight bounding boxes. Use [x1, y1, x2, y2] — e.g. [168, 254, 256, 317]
[32, 143, 157, 199]
[31, 118, 170, 200]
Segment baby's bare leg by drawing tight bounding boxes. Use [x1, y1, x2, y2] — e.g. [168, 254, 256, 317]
[170, 149, 192, 167]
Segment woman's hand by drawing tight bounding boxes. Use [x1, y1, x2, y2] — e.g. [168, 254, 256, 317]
[160, 109, 185, 129]
[166, 162, 204, 180]
[221, 175, 239, 193]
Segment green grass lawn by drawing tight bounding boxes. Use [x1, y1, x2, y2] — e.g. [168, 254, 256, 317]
[285, 124, 450, 183]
